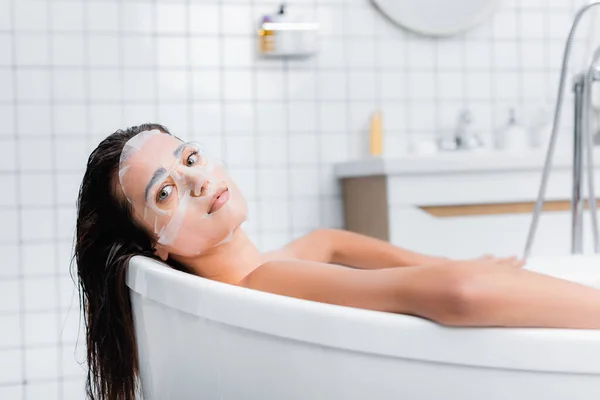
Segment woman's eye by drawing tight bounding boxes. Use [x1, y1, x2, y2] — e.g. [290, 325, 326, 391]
[157, 185, 173, 203]
[186, 152, 199, 167]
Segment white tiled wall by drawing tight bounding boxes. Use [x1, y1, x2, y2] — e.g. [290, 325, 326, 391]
[0, 0, 596, 398]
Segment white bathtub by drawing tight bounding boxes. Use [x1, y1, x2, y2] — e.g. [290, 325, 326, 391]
[127, 255, 600, 400]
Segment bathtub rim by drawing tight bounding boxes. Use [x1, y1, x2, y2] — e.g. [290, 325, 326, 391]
[127, 255, 600, 375]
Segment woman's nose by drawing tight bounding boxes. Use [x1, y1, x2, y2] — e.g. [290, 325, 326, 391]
[178, 167, 210, 197]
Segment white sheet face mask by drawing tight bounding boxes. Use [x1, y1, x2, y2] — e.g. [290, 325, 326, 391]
[118, 130, 247, 257]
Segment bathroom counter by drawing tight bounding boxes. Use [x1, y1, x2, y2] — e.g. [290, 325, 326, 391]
[334, 149, 600, 178]
[334, 149, 600, 258]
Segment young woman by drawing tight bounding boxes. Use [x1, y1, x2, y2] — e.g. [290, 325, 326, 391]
[75, 123, 600, 400]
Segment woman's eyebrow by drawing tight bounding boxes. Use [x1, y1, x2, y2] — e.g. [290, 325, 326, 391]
[145, 167, 167, 202]
[173, 143, 186, 158]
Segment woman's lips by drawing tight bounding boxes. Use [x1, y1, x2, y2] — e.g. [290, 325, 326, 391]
[208, 187, 229, 214]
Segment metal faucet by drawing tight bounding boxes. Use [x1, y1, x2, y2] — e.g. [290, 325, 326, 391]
[437, 110, 484, 151]
[524, 0, 600, 258]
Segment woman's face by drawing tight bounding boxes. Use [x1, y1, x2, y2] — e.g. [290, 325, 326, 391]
[116, 130, 247, 259]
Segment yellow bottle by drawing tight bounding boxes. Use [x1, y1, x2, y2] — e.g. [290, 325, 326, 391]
[369, 110, 382, 156]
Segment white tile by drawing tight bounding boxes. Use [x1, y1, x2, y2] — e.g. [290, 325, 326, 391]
[0, 350, 22, 384]
[222, 5, 253, 35]
[157, 103, 189, 138]
[317, 5, 345, 37]
[24, 277, 58, 311]
[466, 72, 492, 100]
[0, 314, 21, 348]
[406, 39, 435, 69]
[157, 37, 188, 68]
[345, 38, 376, 68]
[55, 104, 86, 136]
[53, 70, 85, 101]
[223, 37, 254, 67]
[378, 39, 406, 68]
[190, 37, 221, 67]
[86, 2, 119, 32]
[224, 135, 255, 167]
[192, 70, 221, 100]
[0, 280, 20, 313]
[194, 135, 223, 161]
[381, 102, 408, 132]
[256, 103, 286, 134]
[0, 207, 18, 243]
[288, 70, 316, 100]
[25, 312, 60, 346]
[23, 243, 56, 276]
[0, 0, 10, 30]
[223, 103, 254, 134]
[319, 133, 349, 164]
[156, 3, 187, 34]
[189, 4, 220, 35]
[493, 42, 519, 69]
[0, 139, 16, 171]
[257, 134, 287, 166]
[407, 71, 436, 100]
[0, 105, 14, 138]
[122, 3, 154, 33]
[17, 104, 52, 136]
[258, 231, 291, 252]
[379, 72, 406, 100]
[348, 102, 374, 136]
[318, 102, 347, 133]
[348, 72, 376, 101]
[520, 11, 545, 39]
[291, 198, 321, 230]
[88, 35, 120, 67]
[256, 69, 285, 100]
[547, 11, 571, 39]
[58, 275, 78, 311]
[521, 40, 546, 69]
[25, 381, 59, 400]
[0, 244, 19, 278]
[492, 11, 518, 39]
[289, 167, 320, 197]
[20, 208, 54, 241]
[89, 70, 121, 101]
[522, 72, 546, 99]
[123, 104, 157, 131]
[89, 104, 123, 136]
[289, 133, 319, 165]
[19, 174, 54, 207]
[51, 1, 84, 31]
[0, 34, 11, 67]
[192, 103, 222, 134]
[122, 70, 155, 102]
[436, 41, 463, 69]
[0, 385, 21, 399]
[289, 102, 316, 132]
[319, 196, 343, 229]
[52, 34, 84, 66]
[0, 70, 12, 102]
[25, 347, 60, 380]
[317, 38, 345, 68]
[58, 242, 75, 275]
[345, 5, 376, 36]
[15, 0, 48, 31]
[464, 42, 492, 69]
[61, 343, 86, 378]
[0, 175, 17, 207]
[15, 34, 49, 65]
[62, 378, 87, 400]
[259, 200, 290, 230]
[437, 71, 464, 100]
[55, 138, 88, 172]
[407, 102, 436, 132]
[122, 36, 154, 68]
[223, 70, 253, 100]
[258, 168, 288, 199]
[494, 72, 519, 99]
[57, 207, 76, 240]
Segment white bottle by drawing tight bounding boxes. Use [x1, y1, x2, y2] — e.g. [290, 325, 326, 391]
[495, 109, 529, 152]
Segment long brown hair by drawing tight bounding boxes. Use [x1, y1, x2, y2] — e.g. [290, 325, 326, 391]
[74, 123, 170, 399]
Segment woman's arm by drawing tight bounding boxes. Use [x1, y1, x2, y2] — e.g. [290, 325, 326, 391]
[240, 258, 600, 329]
[271, 228, 520, 269]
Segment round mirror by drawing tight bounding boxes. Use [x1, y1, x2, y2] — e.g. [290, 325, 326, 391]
[371, 0, 498, 37]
